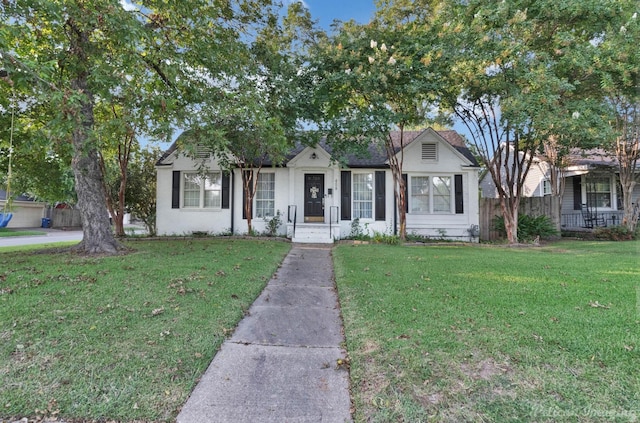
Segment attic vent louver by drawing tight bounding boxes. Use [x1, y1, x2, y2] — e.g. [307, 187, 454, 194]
[195, 144, 212, 159]
[422, 143, 437, 160]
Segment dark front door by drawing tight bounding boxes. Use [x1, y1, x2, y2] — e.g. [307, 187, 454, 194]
[304, 174, 324, 222]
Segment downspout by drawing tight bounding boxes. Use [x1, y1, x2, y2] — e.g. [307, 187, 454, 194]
[230, 170, 235, 235]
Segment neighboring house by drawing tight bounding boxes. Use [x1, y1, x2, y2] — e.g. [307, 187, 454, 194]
[0, 190, 47, 228]
[480, 148, 640, 229]
[155, 128, 481, 243]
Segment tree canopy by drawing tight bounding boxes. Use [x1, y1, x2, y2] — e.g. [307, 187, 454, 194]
[0, 0, 302, 252]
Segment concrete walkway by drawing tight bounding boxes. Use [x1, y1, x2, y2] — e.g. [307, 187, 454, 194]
[177, 244, 352, 423]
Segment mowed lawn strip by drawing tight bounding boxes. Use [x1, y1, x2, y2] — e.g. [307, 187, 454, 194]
[334, 241, 640, 423]
[0, 228, 47, 237]
[0, 239, 290, 422]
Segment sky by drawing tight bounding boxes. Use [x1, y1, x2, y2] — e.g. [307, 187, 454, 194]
[297, 0, 377, 30]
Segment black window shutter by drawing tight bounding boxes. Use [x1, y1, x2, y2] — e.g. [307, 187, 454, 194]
[573, 177, 582, 210]
[375, 171, 386, 221]
[341, 171, 351, 220]
[243, 170, 253, 219]
[172, 171, 180, 209]
[455, 174, 464, 214]
[402, 174, 408, 213]
[221, 172, 230, 209]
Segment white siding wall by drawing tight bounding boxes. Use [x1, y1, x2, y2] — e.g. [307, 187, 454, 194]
[156, 155, 233, 236]
[479, 149, 542, 198]
[231, 168, 291, 236]
[286, 146, 340, 226]
[156, 133, 481, 241]
[523, 162, 548, 197]
[401, 132, 480, 240]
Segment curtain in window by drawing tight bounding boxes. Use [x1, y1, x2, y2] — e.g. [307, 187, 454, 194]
[353, 173, 373, 219]
[204, 174, 222, 208]
[255, 173, 275, 218]
[585, 177, 611, 208]
[411, 176, 430, 213]
[433, 176, 451, 212]
[183, 173, 221, 208]
[183, 174, 202, 207]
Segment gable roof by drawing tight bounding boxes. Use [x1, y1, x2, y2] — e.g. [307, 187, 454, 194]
[535, 148, 639, 170]
[157, 128, 479, 168]
[565, 148, 620, 168]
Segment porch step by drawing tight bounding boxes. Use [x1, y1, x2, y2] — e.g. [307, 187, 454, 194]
[292, 224, 334, 244]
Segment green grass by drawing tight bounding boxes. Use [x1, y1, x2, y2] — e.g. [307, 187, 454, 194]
[0, 242, 80, 253]
[0, 239, 290, 422]
[0, 228, 47, 237]
[334, 240, 640, 422]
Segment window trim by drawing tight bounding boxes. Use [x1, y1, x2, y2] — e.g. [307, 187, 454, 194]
[182, 172, 222, 209]
[583, 175, 615, 210]
[255, 172, 276, 218]
[352, 171, 374, 220]
[409, 174, 454, 214]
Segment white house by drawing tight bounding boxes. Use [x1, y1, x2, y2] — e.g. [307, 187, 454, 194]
[480, 148, 640, 229]
[155, 128, 481, 243]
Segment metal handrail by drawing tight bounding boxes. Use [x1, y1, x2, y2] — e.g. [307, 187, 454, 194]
[329, 206, 339, 238]
[288, 205, 297, 238]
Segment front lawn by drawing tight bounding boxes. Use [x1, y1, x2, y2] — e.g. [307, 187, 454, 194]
[334, 240, 640, 422]
[0, 228, 47, 237]
[0, 239, 290, 422]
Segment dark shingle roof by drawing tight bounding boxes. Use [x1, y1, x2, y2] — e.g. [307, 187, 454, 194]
[0, 190, 38, 202]
[157, 129, 479, 168]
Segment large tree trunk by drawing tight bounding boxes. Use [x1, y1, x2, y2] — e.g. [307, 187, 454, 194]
[71, 87, 120, 254]
[68, 24, 121, 254]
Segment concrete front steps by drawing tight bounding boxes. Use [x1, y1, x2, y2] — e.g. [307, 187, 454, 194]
[291, 223, 335, 244]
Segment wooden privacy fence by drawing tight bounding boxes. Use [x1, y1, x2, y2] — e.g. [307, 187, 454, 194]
[479, 197, 561, 242]
[52, 208, 82, 228]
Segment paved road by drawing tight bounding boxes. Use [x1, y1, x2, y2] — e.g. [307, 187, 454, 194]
[0, 228, 83, 248]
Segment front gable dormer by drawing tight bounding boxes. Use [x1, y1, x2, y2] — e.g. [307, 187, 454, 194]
[286, 145, 332, 168]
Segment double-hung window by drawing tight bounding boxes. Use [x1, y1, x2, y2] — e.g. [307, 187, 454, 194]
[410, 175, 452, 214]
[432, 176, 451, 212]
[183, 172, 221, 208]
[255, 173, 275, 218]
[411, 176, 430, 213]
[353, 173, 373, 219]
[585, 176, 612, 209]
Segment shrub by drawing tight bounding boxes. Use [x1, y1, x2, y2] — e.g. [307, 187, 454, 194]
[594, 225, 636, 241]
[348, 218, 370, 240]
[492, 214, 559, 242]
[372, 231, 400, 245]
[263, 211, 283, 237]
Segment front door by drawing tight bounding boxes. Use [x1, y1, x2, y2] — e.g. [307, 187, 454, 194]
[304, 174, 324, 222]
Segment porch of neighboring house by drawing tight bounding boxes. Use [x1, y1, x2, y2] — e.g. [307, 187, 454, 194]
[561, 209, 624, 230]
[561, 173, 634, 230]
